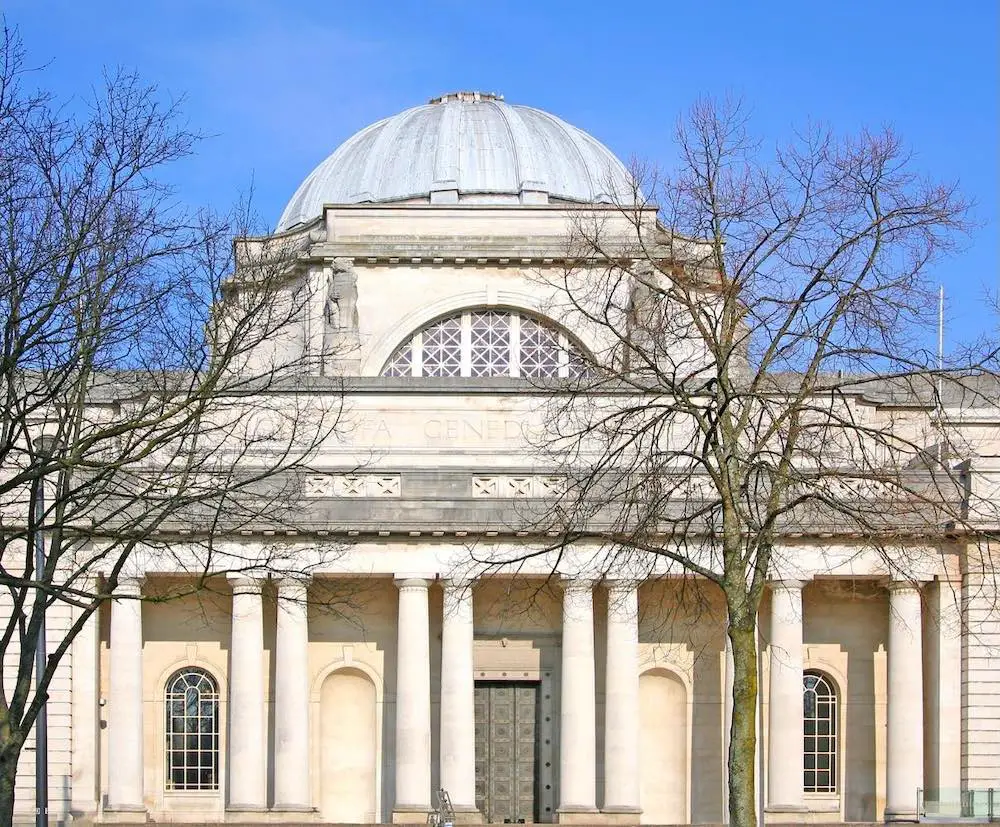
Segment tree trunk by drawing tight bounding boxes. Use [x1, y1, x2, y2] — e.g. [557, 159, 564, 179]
[728, 620, 759, 827]
[0, 737, 22, 827]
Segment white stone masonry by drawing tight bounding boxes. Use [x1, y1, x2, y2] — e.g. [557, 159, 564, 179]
[394, 577, 433, 815]
[274, 578, 312, 811]
[440, 579, 477, 813]
[227, 575, 267, 811]
[106, 576, 145, 813]
[603, 581, 641, 814]
[886, 582, 924, 821]
[767, 580, 806, 813]
[559, 579, 598, 814]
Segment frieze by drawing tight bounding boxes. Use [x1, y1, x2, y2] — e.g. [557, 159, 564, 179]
[304, 473, 401, 498]
[472, 475, 566, 498]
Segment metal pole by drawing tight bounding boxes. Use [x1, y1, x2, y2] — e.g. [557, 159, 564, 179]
[33, 477, 48, 827]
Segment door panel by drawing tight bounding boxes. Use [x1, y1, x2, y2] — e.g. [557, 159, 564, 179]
[475, 681, 539, 823]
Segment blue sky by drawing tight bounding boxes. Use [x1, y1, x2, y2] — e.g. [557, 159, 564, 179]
[4, 0, 998, 348]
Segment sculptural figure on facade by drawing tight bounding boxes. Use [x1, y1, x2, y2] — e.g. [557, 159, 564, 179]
[325, 258, 359, 333]
[322, 258, 360, 368]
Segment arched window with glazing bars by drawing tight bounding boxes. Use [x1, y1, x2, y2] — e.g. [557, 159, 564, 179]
[381, 308, 588, 378]
[165, 667, 220, 791]
[803, 671, 838, 793]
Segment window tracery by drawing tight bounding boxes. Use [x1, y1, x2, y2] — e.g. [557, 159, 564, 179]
[381, 309, 585, 378]
[165, 667, 219, 791]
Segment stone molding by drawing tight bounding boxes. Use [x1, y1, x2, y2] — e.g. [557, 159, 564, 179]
[393, 575, 433, 590]
[112, 575, 143, 597]
[769, 578, 808, 591]
[305, 473, 401, 498]
[226, 573, 266, 595]
[472, 474, 565, 498]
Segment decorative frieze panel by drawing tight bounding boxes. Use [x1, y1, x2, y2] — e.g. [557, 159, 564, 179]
[304, 474, 401, 498]
[472, 475, 566, 499]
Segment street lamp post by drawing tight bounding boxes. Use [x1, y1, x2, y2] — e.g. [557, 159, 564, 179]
[32, 473, 49, 827]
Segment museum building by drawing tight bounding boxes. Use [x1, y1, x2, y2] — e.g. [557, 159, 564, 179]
[12, 91, 1000, 825]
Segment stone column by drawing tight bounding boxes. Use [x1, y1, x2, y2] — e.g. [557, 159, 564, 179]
[274, 577, 312, 811]
[227, 575, 266, 812]
[886, 581, 924, 821]
[70, 578, 99, 817]
[106, 576, 145, 813]
[394, 576, 432, 820]
[766, 580, 806, 814]
[603, 581, 641, 816]
[440, 579, 478, 817]
[926, 580, 961, 795]
[559, 579, 598, 817]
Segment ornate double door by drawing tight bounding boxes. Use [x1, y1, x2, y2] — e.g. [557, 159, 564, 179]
[474, 681, 540, 823]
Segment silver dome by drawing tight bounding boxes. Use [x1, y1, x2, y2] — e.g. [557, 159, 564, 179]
[277, 91, 635, 231]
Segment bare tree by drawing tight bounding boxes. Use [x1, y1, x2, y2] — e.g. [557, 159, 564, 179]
[0, 26, 343, 819]
[476, 99, 995, 826]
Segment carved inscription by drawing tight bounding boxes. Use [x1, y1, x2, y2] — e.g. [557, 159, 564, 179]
[424, 417, 524, 444]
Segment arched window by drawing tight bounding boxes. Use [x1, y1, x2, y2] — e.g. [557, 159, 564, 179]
[803, 671, 838, 793]
[165, 667, 219, 791]
[381, 309, 586, 378]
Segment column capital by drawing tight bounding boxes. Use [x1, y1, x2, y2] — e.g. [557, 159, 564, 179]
[604, 578, 640, 591]
[887, 578, 923, 594]
[113, 575, 143, 598]
[560, 576, 598, 592]
[394, 575, 433, 590]
[769, 578, 807, 591]
[227, 573, 266, 595]
[274, 576, 311, 599]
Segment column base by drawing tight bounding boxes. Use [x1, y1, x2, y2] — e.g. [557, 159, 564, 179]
[450, 805, 486, 824]
[557, 806, 601, 824]
[599, 805, 642, 824]
[101, 806, 147, 823]
[884, 807, 920, 823]
[764, 804, 810, 824]
[225, 806, 272, 822]
[393, 806, 433, 823]
[271, 804, 319, 819]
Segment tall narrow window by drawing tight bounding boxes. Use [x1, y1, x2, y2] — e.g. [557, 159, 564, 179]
[381, 308, 587, 378]
[803, 671, 838, 793]
[165, 667, 220, 791]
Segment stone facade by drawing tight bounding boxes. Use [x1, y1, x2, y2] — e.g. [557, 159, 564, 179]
[6, 94, 1000, 825]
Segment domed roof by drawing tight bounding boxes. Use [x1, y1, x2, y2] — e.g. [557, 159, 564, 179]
[276, 91, 635, 231]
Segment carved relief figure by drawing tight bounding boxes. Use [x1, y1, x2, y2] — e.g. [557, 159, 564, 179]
[322, 258, 360, 368]
[325, 258, 359, 334]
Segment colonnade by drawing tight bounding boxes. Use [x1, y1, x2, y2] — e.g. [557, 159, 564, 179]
[101, 574, 928, 822]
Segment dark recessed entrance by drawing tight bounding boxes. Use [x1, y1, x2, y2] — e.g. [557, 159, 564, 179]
[474, 681, 540, 823]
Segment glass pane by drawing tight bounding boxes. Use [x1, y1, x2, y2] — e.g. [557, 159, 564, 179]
[804, 692, 816, 717]
[421, 317, 463, 377]
[382, 340, 413, 377]
[519, 317, 561, 378]
[469, 311, 511, 377]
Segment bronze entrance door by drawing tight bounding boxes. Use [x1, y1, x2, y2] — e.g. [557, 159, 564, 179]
[474, 681, 540, 823]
